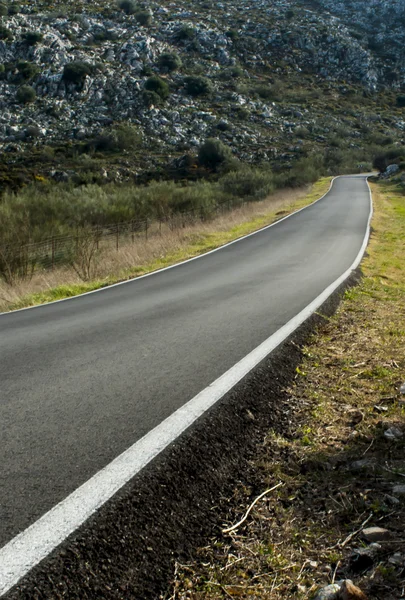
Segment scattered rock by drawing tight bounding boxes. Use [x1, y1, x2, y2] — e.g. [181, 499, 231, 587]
[313, 583, 341, 600]
[373, 405, 388, 413]
[384, 426, 403, 440]
[339, 579, 368, 599]
[388, 553, 405, 566]
[385, 494, 401, 505]
[362, 526, 392, 542]
[392, 484, 405, 496]
[400, 382, 405, 395]
[314, 580, 368, 600]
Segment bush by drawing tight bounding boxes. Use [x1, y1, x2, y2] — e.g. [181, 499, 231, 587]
[16, 61, 39, 82]
[89, 124, 141, 153]
[16, 85, 36, 104]
[0, 3, 7, 16]
[63, 61, 92, 84]
[23, 32, 44, 46]
[117, 0, 136, 14]
[396, 95, 405, 108]
[220, 167, 274, 201]
[144, 76, 170, 100]
[0, 26, 13, 41]
[142, 89, 162, 107]
[184, 75, 212, 97]
[157, 52, 181, 72]
[135, 10, 152, 26]
[198, 138, 233, 170]
[175, 25, 196, 42]
[373, 147, 405, 172]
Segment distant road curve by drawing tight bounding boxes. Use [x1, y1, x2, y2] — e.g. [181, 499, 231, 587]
[0, 175, 372, 594]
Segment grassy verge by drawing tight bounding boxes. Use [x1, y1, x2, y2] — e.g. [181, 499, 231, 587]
[1, 177, 331, 312]
[170, 180, 405, 599]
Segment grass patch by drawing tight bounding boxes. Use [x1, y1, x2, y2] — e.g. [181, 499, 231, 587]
[170, 180, 405, 599]
[1, 178, 332, 312]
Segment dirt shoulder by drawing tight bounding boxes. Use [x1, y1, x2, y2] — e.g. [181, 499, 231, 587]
[170, 180, 405, 599]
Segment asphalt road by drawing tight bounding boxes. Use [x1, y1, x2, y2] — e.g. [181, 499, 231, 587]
[0, 175, 371, 548]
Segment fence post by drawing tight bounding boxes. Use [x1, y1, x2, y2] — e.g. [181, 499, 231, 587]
[131, 220, 135, 244]
[145, 218, 148, 240]
[51, 236, 55, 270]
[159, 218, 162, 236]
[96, 224, 99, 250]
[116, 224, 119, 251]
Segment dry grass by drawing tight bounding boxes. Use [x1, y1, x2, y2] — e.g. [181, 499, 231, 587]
[168, 180, 405, 599]
[0, 180, 331, 312]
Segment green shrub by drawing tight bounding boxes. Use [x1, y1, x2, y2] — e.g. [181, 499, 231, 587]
[16, 85, 36, 104]
[220, 167, 274, 200]
[252, 82, 281, 101]
[0, 3, 7, 16]
[226, 29, 239, 41]
[7, 3, 18, 14]
[144, 76, 170, 100]
[23, 32, 44, 46]
[16, 61, 39, 82]
[373, 147, 405, 172]
[396, 95, 405, 108]
[117, 0, 137, 14]
[198, 138, 233, 170]
[142, 89, 162, 107]
[158, 52, 182, 72]
[63, 61, 92, 84]
[184, 75, 212, 97]
[89, 124, 141, 153]
[175, 25, 196, 42]
[135, 10, 152, 26]
[0, 26, 13, 41]
[0, 64, 5, 79]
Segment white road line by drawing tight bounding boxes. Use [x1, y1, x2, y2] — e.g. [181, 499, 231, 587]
[0, 177, 337, 317]
[0, 177, 373, 596]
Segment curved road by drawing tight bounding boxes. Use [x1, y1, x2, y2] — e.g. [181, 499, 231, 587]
[0, 175, 370, 548]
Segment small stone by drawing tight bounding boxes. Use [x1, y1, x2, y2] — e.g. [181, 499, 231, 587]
[313, 583, 341, 600]
[385, 494, 401, 505]
[373, 405, 388, 413]
[392, 484, 405, 495]
[399, 382, 405, 395]
[362, 526, 392, 542]
[339, 579, 368, 599]
[384, 426, 403, 440]
[388, 553, 404, 566]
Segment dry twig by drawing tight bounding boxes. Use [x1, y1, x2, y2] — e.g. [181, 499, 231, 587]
[222, 483, 284, 534]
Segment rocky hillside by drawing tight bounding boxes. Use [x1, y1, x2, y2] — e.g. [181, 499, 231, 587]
[0, 0, 404, 185]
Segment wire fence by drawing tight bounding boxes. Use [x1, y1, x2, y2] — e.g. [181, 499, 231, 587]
[0, 197, 238, 284]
